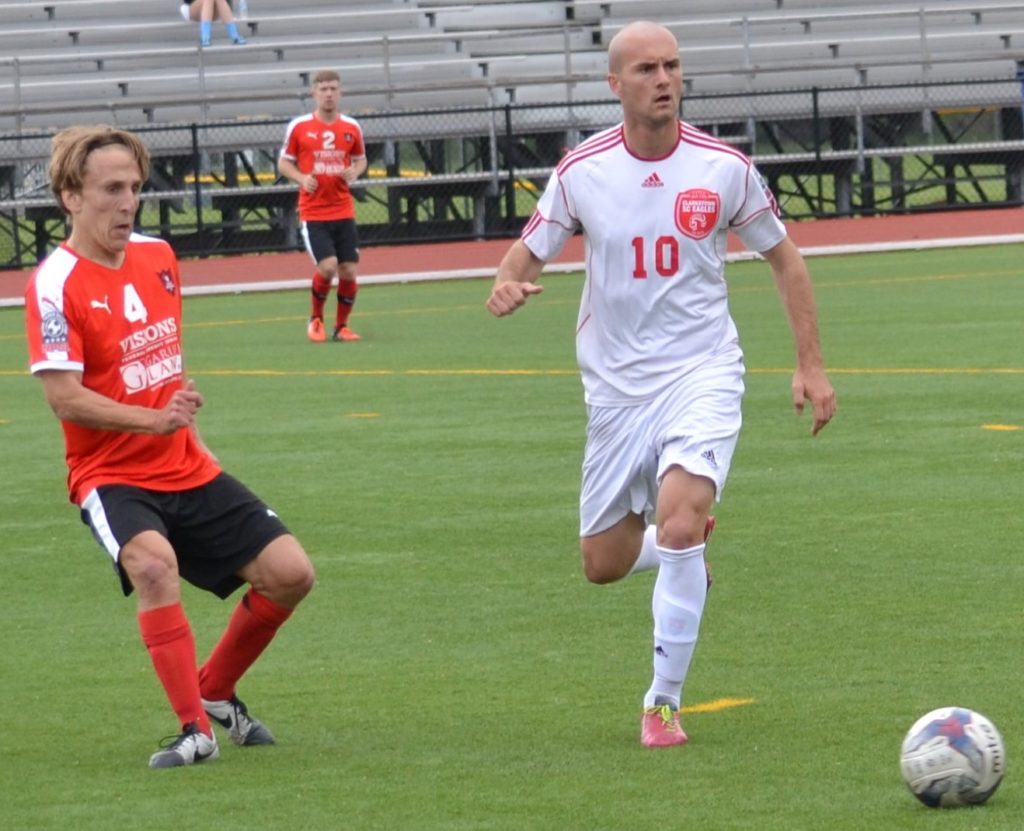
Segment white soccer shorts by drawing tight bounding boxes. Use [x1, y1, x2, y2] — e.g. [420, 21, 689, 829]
[578, 348, 745, 537]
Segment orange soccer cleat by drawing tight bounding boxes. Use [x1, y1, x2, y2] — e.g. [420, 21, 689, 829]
[332, 325, 362, 342]
[307, 317, 327, 343]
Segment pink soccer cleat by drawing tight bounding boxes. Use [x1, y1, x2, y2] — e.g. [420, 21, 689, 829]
[641, 701, 689, 748]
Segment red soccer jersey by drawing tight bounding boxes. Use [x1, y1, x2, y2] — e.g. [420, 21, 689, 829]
[24, 234, 221, 504]
[280, 112, 366, 222]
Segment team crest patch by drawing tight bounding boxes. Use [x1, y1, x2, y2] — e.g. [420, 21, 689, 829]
[157, 269, 176, 295]
[41, 306, 69, 349]
[674, 188, 720, 240]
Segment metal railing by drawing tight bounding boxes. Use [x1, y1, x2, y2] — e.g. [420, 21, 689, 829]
[1, 77, 1023, 268]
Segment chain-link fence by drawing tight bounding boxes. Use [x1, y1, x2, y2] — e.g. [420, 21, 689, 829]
[1, 75, 1022, 269]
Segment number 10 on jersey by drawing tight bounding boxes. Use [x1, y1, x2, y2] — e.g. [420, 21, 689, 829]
[631, 236, 681, 279]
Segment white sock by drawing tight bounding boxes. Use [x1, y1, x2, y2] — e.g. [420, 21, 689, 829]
[627, 525, 660, 576]
[643, 542, 707, 709]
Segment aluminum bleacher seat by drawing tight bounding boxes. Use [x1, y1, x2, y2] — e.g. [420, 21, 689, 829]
[0, 0, 169, 25]
[2, 0, 1023, 133]
[571, 0, 774, 17]
[429, 1, 565, 30]
[0, 0, 490, 129]
[594, 2, 1024, 93]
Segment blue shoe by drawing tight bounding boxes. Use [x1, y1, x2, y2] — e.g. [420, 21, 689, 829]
[226, 22, 246, 45]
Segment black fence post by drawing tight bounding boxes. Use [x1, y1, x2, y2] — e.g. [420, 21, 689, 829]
[1017, 62, 1024, 138]
[503, 103, 516, 225]
[191, 124, 204, 251]
[811, 86, 822, 216]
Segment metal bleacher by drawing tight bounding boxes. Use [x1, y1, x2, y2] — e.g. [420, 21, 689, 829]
[1, 0, 1023, 267]
[0, 0, 490, 129]
[592, 1, 1024, 89]
[1, 0, 1022, 131]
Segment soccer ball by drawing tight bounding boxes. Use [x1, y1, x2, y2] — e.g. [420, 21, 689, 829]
[900, 707, 1006, 808]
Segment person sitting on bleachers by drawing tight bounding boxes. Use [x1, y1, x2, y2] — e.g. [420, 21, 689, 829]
[178, 0, 247, 48]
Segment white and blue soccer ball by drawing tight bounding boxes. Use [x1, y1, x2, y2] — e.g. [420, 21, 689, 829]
[900, 707, 1005, 808]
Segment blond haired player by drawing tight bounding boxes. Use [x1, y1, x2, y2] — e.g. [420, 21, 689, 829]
[25, 126, 315, 768]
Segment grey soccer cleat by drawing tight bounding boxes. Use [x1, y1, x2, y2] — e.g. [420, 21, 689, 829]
[148, 722, 219, 769]
[202, 695, 276, 746]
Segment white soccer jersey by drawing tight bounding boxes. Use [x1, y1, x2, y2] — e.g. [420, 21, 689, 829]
[523, 121, 787, 406]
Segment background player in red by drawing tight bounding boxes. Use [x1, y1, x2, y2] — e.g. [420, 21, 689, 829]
[279, 69, 368, 342]
[25, 125, 316, 769]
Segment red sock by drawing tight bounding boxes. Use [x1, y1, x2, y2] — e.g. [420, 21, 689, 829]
[335, 278, 358, 329]
[311, 273, 331, 320]
[198, 589, 293, 701]
[138, 603, 210, 735]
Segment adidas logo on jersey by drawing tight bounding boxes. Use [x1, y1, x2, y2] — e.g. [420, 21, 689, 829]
[641, 172, 664, 188]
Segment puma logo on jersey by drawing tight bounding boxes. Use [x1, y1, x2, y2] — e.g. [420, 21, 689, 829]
[641, 172, 664, 188]
[90, 296, 111, 314]
[306, 132, 318, 139]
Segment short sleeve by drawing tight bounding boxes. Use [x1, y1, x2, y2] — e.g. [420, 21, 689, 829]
[730, 163, 787, 254]
[25, 248, 84, 375]
[522, 170, 579, 262]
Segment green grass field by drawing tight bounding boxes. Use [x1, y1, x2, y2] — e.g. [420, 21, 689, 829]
[1, 243, 1022, 830]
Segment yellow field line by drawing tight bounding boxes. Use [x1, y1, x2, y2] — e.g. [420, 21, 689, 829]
[752, 367, 1024, 375]
[682, 697, 756, 715]
[190, 367, 1024, 377]
[3, 366, 1024, 378]
[730, 268, 1021, 294]
[200, 367, 1024, 377]
[195, 368, 579, 377]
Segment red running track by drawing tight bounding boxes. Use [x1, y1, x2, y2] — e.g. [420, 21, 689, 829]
[2, 207, 1021, 302]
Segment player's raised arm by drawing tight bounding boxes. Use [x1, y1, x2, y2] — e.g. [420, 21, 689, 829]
[486, 240, 546, 317]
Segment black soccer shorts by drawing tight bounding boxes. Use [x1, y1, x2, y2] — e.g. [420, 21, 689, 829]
[80, 472, 291, 599]
[302, 218, 360, 265]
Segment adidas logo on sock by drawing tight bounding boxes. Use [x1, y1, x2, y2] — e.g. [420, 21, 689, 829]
[641, 171, 664, 188]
